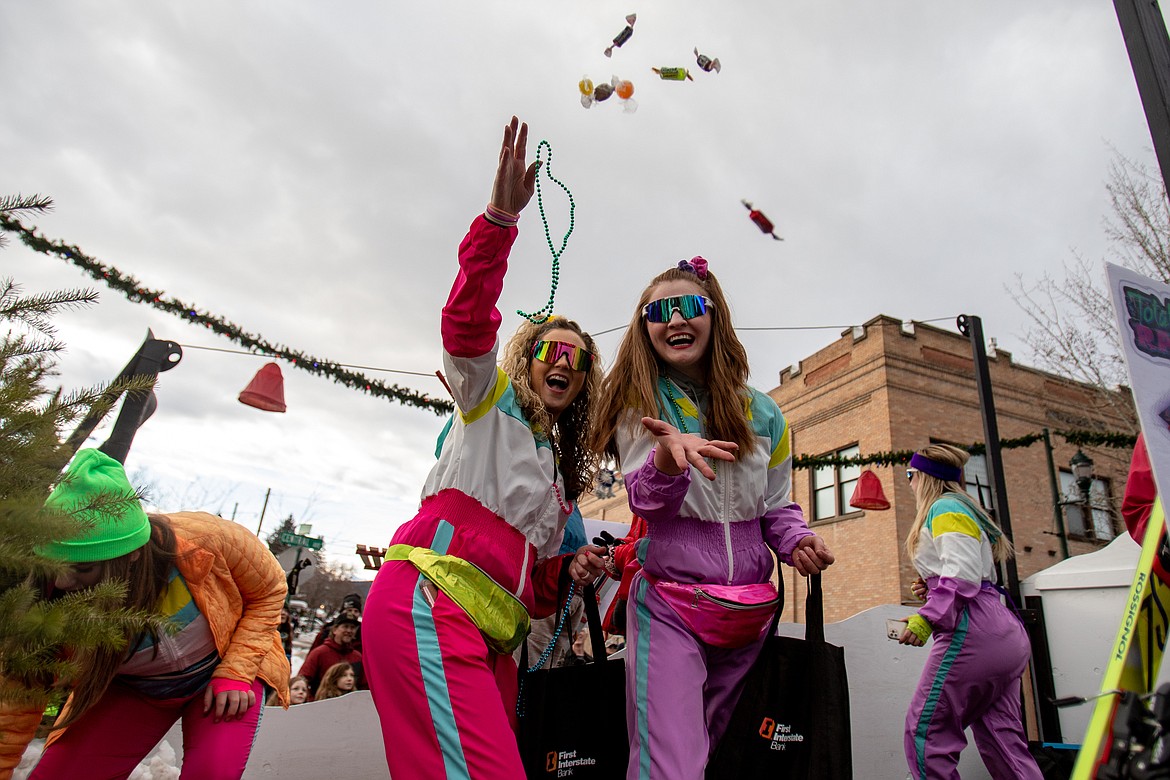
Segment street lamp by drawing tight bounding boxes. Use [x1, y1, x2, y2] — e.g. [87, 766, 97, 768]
[1063, 449, 1097, 542]
[1042, 430, 1098, 559]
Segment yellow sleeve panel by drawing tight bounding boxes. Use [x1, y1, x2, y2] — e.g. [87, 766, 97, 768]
[768, 421, 791, 469]
[461, 368, 509, 425]
[931, 511, 981, 540]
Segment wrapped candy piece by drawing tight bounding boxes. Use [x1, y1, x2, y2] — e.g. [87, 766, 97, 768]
[612, 75, 637, 112]
[742, 200, 784, 241]
[579, 75, 636, 112]
[604, 13, 637, 57]
[652, 67, 694, 82]
[694, 47, 721, 73]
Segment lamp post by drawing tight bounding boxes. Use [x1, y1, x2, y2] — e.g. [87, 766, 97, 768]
[1069, 449, 1096, 538]
[1042, 434, 1098, 558]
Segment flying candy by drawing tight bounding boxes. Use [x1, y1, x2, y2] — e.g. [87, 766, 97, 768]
[694, 48, 721, 73]
[652, 67, 694, 82]
[604, 14, 637, 57]
[742, 200, 784, 241]
[579, 75, 637, 112]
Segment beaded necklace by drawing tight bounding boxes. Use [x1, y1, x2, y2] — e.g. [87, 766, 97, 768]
[517, 139, 575, 324]
[516, 579, 577, 716]
[663, 378, 717, 473]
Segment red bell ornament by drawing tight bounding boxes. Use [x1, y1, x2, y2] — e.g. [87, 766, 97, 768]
[239, 362, 287, 412]
[848, 469, 889, 511]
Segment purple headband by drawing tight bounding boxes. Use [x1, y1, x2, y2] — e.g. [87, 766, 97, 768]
[676, 256, 708, 280]
[909, 452, 962, 483]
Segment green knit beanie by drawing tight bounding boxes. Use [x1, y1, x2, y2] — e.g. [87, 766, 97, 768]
[39, 448, 151, 563]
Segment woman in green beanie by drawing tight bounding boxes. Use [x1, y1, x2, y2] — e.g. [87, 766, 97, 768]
[2, 448, 291, 780]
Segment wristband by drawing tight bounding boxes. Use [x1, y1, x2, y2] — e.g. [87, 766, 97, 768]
[484, 204, 519, 228]
[907, 614, 933, 643]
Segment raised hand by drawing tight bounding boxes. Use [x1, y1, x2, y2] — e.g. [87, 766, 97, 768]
[641, 416, 738, 480]
[489, 116, 539, 216]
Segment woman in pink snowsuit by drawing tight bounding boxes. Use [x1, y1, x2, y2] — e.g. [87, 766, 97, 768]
[361, 117, 608, 780]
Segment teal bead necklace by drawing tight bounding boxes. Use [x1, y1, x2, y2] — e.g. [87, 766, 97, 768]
[517, 139, 575, 324]
[664, 379, 717, 473]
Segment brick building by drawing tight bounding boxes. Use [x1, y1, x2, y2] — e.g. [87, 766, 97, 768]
[770, 315, 1135, 623]
[579, 314, 1137, 625]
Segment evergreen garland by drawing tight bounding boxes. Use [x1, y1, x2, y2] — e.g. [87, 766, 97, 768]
[0, 215, 454, 416]
[792, 429, 1138, 471]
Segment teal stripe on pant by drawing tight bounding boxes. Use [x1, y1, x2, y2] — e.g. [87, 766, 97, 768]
[411, 520, 472, 780]
[632, 576, 654, 780]
[913, 610, 969, 779]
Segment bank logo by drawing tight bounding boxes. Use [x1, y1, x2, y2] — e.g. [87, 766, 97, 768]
[544, 748, 598, 776]
[758, 717, 805, 750]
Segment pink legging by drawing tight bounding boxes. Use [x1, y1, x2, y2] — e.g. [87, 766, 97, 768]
[31, 679, 264, 780]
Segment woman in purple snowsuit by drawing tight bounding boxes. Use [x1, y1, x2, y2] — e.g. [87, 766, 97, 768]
[897, 443, 1042, 779]
[592, 258, 835, 780]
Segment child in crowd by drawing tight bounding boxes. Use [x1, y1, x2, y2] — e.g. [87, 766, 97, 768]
[314, 663, 357, 701]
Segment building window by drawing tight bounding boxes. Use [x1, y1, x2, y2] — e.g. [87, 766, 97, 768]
[1058, 471, 1116, 541]
[812, 445, 860, 521]
[963, 453, 993, 511]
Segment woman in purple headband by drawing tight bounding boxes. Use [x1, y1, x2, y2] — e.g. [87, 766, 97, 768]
[896, 443, 1041, 779]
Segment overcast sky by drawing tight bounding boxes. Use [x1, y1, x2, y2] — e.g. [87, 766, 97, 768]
[2, 1, 1164, 580]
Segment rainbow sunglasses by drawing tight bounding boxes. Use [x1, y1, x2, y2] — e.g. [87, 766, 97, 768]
[641, 294, 713, 323]
[531, 340, 595, 372]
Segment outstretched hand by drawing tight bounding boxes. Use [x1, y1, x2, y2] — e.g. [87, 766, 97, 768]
[490, 116, 539, 216]
[642, 416, 738, 480]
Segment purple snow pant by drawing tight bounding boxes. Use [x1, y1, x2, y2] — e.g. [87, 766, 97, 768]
[904, 584, 1043, 780]
[625, 573, 767, 780]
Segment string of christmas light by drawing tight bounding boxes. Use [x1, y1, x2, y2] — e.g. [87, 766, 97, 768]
[791, 429, 1137, 471]
[0, 215, 454, 416]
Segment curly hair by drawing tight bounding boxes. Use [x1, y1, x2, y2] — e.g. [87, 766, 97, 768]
[592, 266, 754, 459]
[499, 316, 602, 501]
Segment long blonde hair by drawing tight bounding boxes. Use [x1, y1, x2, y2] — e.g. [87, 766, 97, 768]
[592, 266, 754, 459]
[904, 444, 1014, 562]
[498, 316, 602, 501]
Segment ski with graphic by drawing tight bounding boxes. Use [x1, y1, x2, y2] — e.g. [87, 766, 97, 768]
[1072, 263, 1170, 778]
[1071, 500, 1170, 778]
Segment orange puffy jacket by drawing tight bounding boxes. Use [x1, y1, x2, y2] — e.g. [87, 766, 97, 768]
[0, 512, 291, 778]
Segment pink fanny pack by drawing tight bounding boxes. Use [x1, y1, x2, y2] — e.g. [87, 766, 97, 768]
[646, 575, 779, 649]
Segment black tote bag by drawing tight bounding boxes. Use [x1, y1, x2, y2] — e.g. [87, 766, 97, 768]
[707, 573, 853, 779]
[517, 583, 629, 779]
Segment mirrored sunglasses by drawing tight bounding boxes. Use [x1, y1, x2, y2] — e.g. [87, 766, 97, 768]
[531, 340, 594, 372]
[642, 294, 712, 324]
[906, 469, 916, 481]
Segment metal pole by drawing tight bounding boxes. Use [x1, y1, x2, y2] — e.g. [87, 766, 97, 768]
[1042, 428, 1071, 559]
[1114, 0, 1170, 198]
[254, 488, 272, 536]
[956, 315, 1021, 604]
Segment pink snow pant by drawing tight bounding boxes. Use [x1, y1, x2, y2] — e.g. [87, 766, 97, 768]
[625, 574, 767, 780]
[363, 512, 526, 780]
[30, 678, 265, 780]
[904, 586, 1043, 780]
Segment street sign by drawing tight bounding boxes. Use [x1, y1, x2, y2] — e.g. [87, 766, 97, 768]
[279, 531, 324, 550]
